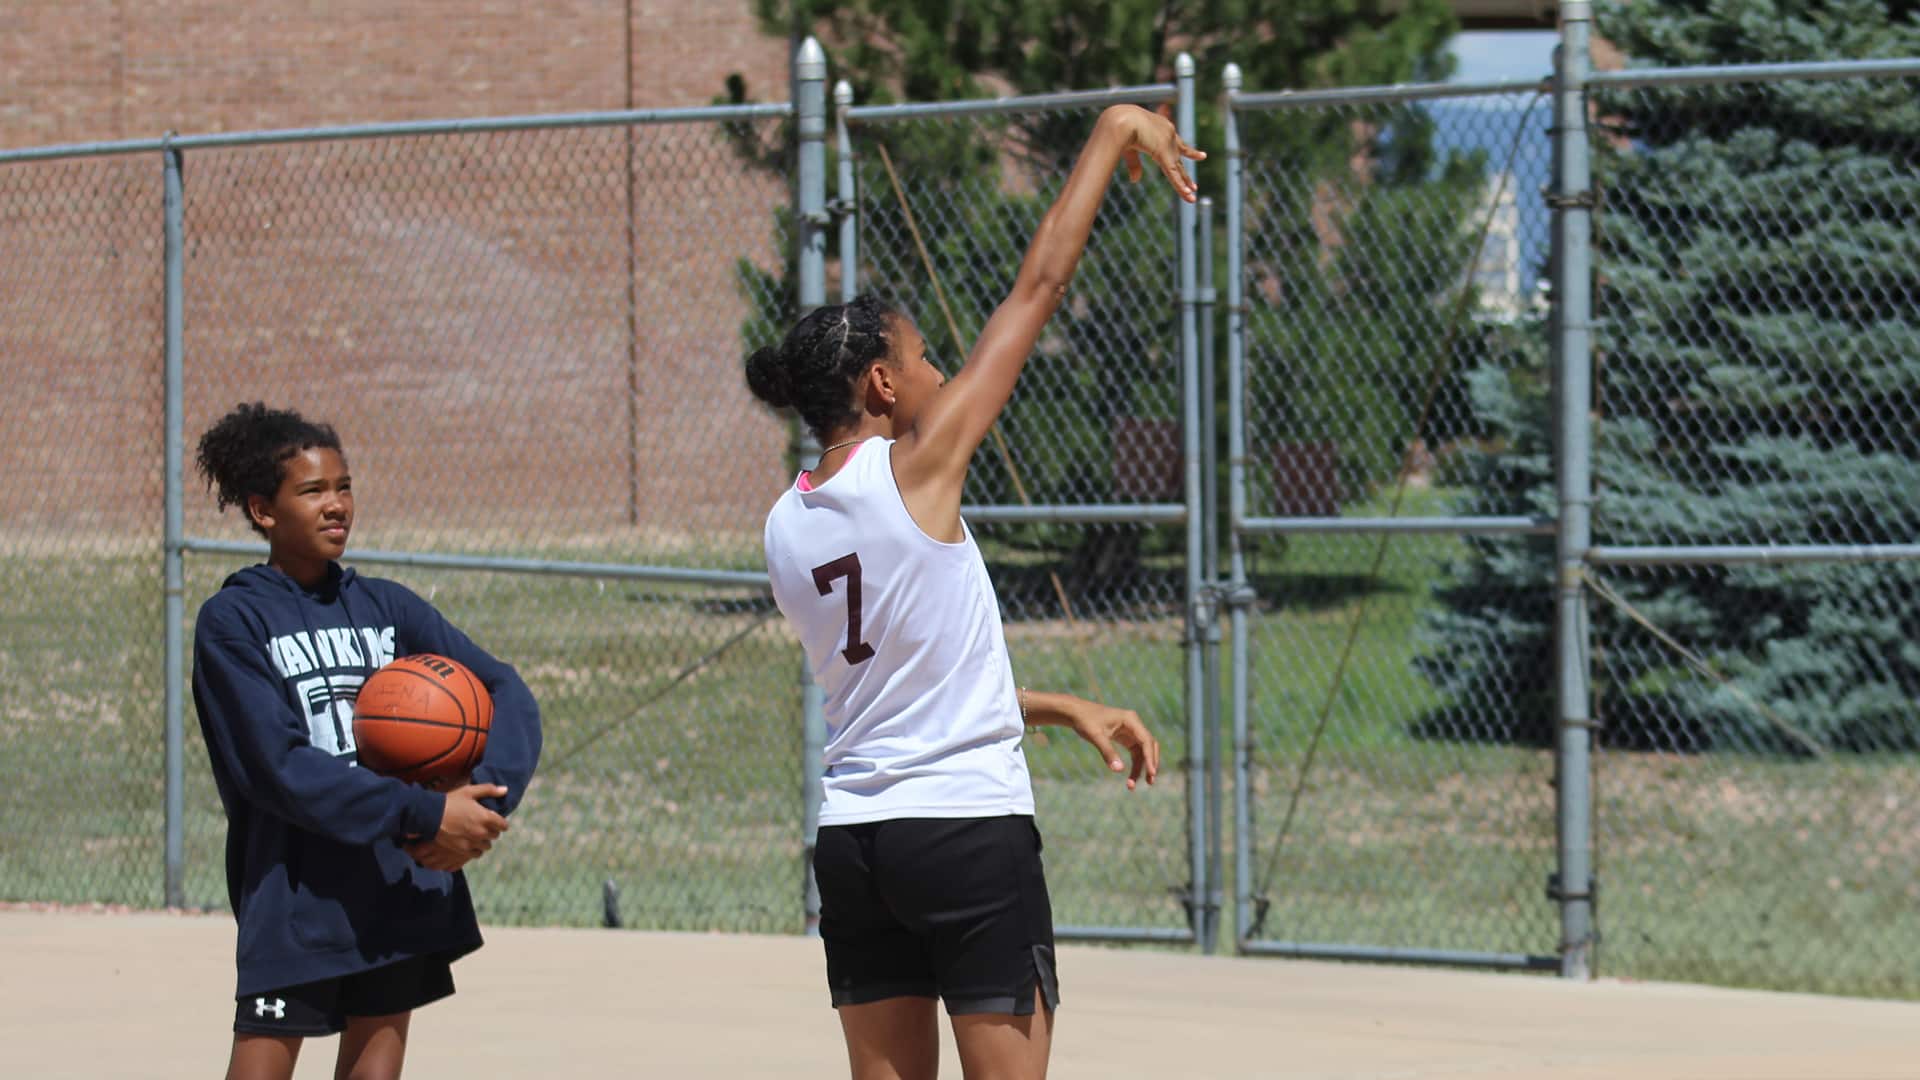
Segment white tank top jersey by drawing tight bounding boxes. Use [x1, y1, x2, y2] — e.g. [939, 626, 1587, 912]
[763, 436, 1034, 826]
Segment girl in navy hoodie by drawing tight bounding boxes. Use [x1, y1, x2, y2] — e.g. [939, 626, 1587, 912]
[191, 402, 541, 1080]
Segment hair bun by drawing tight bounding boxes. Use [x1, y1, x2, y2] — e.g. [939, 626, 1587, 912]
[745, 343, 796, 409]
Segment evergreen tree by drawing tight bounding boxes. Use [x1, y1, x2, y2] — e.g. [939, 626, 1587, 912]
[1413, 336, 1560, 745]
[1418, 0, 1920, 751]
[750, 1, 1459, 110]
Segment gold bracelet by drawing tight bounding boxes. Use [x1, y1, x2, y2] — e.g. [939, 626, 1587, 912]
[1018, 687, 1030, 726]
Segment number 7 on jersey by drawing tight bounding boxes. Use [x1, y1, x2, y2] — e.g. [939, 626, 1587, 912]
[811, 553, 875, 665]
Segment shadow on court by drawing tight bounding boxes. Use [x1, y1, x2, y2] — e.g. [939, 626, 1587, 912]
[7, 908, 1919, 1079]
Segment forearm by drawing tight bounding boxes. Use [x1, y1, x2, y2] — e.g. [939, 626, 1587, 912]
[231, 735, 445, 844]
[195, 636, 445, 844]
[1019, 686, 1160, 787]
[1018, 688, 1088, 728]
[1014, 108, 1135, 299]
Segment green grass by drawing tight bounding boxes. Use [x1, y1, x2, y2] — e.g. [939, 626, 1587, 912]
[4, 510, 1919, 1000]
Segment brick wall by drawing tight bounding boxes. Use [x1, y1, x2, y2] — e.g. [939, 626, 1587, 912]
[2, 1, 791, 146]
[2, 2, 798, 550]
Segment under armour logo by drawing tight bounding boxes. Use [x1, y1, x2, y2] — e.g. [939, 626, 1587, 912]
[254, 997, 286, 1019]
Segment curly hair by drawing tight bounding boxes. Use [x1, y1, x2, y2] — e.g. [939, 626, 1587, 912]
[194, 402, 346, 537]
[744, 294, 900, 441]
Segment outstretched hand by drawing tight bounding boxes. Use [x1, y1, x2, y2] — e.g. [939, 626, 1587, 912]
[1114, 104, 1206, 202]
[1067, 701, 1162, 790]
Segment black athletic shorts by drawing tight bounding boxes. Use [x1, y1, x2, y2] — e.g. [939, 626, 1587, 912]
[233, 954, 455, 1037]
[814, 814, 1059, 1016]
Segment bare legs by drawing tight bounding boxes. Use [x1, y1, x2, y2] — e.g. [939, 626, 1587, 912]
[225, 1035, 300, 1080]
[838, 997, 940, 1080]
[334, 1012, 411, 1080]
[952, 990, 1053, 1080]
[223, 1012, 411, 1080]
[838, 989, 1053, 1080]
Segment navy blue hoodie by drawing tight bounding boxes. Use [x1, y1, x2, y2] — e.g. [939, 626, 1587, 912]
[192, 562, 541, 997]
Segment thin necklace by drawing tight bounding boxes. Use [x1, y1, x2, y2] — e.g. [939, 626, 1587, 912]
[815, 437, 866, 463]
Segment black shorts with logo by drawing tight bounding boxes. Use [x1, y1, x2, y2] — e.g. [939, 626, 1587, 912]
[233, 954, 455, 1037]
[814, 814, 1058, 1016]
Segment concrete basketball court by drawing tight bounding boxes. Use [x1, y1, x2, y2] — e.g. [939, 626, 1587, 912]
[7, 909, 1919, 1079]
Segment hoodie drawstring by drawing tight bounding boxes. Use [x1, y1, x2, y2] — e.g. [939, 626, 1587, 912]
[287, 565, 377, 755]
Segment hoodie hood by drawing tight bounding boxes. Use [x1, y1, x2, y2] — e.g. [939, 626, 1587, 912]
[223, 561, 359, 600]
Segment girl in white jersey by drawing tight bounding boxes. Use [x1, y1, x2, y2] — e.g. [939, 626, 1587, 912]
[747, 104, 1201, 1080]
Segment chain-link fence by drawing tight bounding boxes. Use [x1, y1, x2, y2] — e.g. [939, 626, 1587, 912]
[1584, 70, 1920, 996]
[0, 78, 1209, 942]
[0, 110, 807, 930]
[7, 31, 1920, 1001]
[1223, 51, 1920, 997]
[1225, 75, 1563, 969]
[0, 152, 165, 907]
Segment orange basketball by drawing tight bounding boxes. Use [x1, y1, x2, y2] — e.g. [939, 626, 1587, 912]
[352, 654, 492, 787]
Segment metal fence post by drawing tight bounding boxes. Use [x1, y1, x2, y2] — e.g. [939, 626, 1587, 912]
[1221, 63, 1253, 950]
[1198, 193, 1224, 955]
[836, 80, 858, 304]
[1199, 195, 1218, 595]
[796, 38, 828, 313]
[162, 140, 187, 909]
[1174, 52, 1212, 952]
[795, 35, 830, 935]
[1551, 3, 1598, 980]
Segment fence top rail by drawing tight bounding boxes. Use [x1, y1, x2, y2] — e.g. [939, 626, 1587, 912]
[846, 83, 1174, 123]
[1588, 57, 1920, 90]
[0, 102, 794, 166]
[1231, 76, 1549, 111]
[180, 537, 772, 588]
[1226, 56, 1920, 112]
[1587, 543, 1920, 566]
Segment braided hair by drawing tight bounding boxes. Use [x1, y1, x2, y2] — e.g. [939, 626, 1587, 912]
[745, 294, 900, 441]
[195, 402, 345, 537]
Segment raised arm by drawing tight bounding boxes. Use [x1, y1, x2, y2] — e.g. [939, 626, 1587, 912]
[892, 104, 1204, 521]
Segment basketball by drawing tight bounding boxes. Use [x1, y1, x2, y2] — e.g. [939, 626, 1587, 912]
[352, 654, 492, 787]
